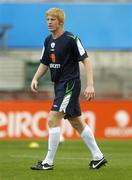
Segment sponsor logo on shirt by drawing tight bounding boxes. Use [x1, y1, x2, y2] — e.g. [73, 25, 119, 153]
[49, 63, 60, 68]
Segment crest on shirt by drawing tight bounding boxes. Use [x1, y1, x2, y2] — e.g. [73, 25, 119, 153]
[51, 42, 55, 49]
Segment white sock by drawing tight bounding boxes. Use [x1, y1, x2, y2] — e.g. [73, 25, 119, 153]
[81, 125, 103, 160]
[42, 127, 60, 165]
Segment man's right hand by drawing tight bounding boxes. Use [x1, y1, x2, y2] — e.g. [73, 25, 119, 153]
[31, 79, 38, 93]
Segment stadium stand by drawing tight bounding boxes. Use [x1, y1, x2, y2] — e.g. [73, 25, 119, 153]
[0, 50, 131, 99]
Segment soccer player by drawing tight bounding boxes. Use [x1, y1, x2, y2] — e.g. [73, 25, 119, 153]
[31, 8, 107, 170]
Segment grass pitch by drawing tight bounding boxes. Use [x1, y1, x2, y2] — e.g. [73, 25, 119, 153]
[0, 140, 132, 180]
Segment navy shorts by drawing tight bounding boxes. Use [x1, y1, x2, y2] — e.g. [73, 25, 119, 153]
[51, 78, 81, 119]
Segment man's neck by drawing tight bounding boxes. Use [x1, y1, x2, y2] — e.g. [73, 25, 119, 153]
[52, 28, 64, 39]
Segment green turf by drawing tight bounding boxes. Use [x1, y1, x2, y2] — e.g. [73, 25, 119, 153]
[0, 140, 132, 180]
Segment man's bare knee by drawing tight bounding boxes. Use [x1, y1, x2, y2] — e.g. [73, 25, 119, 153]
[48, 111, 64, 128]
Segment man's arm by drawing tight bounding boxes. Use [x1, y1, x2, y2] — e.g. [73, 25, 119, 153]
[31, 63, 48, 93]
[81, 58, 95, 101]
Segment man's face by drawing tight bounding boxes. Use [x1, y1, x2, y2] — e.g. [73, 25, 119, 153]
[46, 15, 61, 32]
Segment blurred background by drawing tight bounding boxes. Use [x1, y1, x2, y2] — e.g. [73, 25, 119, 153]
[0, 0, 132, 140]
[0, 0, 132, 100]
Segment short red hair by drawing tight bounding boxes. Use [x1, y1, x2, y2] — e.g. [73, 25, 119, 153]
[46, 8, 65, 25]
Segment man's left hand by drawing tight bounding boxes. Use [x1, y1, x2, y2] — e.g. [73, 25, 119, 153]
[84, 85, 95, 101]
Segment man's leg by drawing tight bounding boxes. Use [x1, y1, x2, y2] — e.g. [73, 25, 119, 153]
[68, 116, 107, 169]
[31, 111, 64, 170]
[42, 111, 64, 165]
